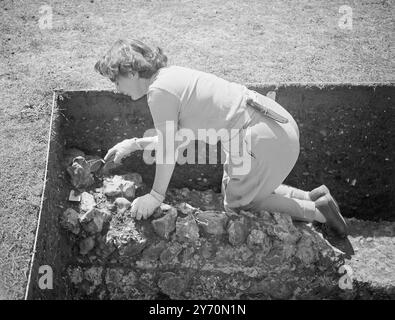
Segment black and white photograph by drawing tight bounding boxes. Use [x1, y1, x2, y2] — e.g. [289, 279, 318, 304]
[0, 0, 394, 305]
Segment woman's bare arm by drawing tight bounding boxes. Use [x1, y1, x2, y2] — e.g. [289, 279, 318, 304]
[146, 88, 181, 197]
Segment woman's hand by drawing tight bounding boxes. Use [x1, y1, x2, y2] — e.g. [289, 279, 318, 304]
[104, 138, 142, 164]
[127, 88, 179, 220]
[130, 190, 164, 220]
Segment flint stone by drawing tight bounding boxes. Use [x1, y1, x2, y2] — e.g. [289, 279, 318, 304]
[103, 175, 136, 200]
[295, 232, 319, 265]
[176, 214, 200, 242]
[200, 241, 215, 259]
[106, 220, 149, 257]
[114, 197, 131, 215]
[180, 246, 195, 263]
[196, 211, 228, 235]
[61, 208, 81, 235]
[79, 236, 95, 255]
[151, 205, 178, 239]
[160, 242, 183, 264]
[227, 217, 249, 246]
[158, 272, 187, 298]
[105, 268, 137, 293]
[122, 181, 136, 200]
[266, 212, 301, 244]
[68, 266, 83, 284]
[83, 266, 103, 295]
[79, 207, 111, 234]
[63, 148, 85, 167]
[85, 155, 104, 173]
[152, 203, 174, 218]
[95, 235, 116, 259]
[247, 229, 272, 255]
[176, 202, 197, 215]
[67, 156, 95, 190]
[69, 190, 82, 202]
[80, 192, 96, 212]
[68, 198, 346, 299]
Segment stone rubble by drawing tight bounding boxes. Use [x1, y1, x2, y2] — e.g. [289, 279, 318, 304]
[151, 204, 178, 240]
[79, 207, 111, 235]
[175, 214, 200, 242]
[63, 148, 85, 167]
[60, 208, 81, 235]
[80, 192, 96, 212]
[66, 156, 95, 190]
[114, 197, 131, 215]
[103, 175, 137, 200]
[79, 236, 95, 255]
[61, 149, 346, 300]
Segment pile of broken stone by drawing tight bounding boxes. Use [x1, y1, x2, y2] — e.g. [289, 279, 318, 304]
[60, 148, 347, 300]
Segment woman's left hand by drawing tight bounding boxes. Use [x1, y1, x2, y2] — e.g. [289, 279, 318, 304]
[130, 193, 162, 220]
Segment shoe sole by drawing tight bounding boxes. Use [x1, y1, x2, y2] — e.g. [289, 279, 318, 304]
[310, 185, 340, 212]
[316, 194, 348, 236]
[309, 185, 329, 201]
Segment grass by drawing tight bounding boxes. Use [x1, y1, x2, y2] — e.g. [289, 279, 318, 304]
[0, 0, 393, 299]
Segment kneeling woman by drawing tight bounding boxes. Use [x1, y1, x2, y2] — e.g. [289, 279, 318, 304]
[94, 39, 348, 237]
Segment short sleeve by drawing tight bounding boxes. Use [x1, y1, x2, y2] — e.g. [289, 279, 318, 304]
[147, 88, 181, 130]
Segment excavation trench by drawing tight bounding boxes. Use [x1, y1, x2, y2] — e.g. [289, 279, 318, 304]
[25, 85, 395, 299]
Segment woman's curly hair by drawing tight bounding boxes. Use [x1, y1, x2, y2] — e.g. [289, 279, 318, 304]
[94, 39, 168, 81]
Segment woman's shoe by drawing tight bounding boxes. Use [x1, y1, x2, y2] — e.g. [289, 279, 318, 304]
[309, 185, 330, 201]
[315, 194, 348, 237]
[309, 185, 340, 212]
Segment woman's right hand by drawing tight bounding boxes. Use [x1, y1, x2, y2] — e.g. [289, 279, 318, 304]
[104, 138, 142, 164]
